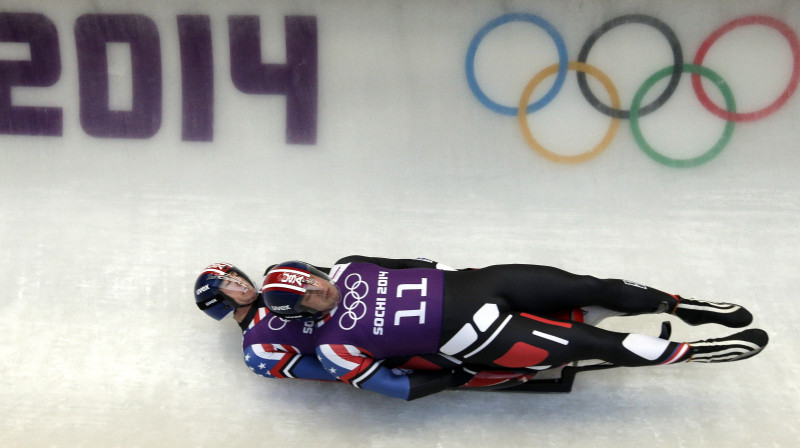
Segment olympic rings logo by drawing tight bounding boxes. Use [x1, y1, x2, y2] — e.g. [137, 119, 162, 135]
[338, 273, 369, 331]
[465, 13, 800, 168]
[267, 315, 289, 331]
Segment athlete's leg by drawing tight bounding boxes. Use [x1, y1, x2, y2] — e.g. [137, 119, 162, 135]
[450, 311, 687, 368]
[444, 311, 767, 369]
[445, 265, 677, 316]
[443, 266, 753, 330]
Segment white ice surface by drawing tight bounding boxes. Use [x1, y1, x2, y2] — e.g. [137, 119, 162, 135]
[1, 1, 799, 447]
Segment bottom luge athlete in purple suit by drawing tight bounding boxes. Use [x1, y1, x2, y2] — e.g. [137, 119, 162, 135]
[260, 256, 768, 401]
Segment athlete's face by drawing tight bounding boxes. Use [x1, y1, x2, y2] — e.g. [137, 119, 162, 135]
[219, 274, 257, 306]
[298, 274, 340, 313]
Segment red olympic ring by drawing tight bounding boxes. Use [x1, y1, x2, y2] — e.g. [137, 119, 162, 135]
[692, 15, 800, 122]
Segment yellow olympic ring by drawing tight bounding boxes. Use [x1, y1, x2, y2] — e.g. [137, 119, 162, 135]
[517, 62, 621, 164]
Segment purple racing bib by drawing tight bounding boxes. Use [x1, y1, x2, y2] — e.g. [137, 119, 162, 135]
[316, 262, 445, 359]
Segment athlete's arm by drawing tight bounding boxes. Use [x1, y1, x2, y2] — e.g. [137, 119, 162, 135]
[243, 344, 338, 381]
[316, 343, 458, 400]
[336, 255, 455, 271]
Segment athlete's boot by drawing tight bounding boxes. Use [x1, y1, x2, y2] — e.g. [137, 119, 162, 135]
[672, 296, 753, 328]
[685, 329, 768, 363]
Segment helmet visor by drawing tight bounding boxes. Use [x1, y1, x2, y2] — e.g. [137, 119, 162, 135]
[211, 274, 255, 306]
[297, 276, 338, 314]
[217, 275, 253, 295]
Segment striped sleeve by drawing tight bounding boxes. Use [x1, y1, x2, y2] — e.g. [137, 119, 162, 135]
[243, 344, 337, 381]
[316, 344, 413, 399]
[315, 344, 454, 400]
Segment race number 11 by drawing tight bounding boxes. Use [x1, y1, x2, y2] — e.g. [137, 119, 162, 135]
[394, 279, 427, 325]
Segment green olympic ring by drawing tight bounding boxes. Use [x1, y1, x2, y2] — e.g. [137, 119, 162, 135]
[630, 64, 735, 168]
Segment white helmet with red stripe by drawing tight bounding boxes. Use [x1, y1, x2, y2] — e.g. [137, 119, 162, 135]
[261, 261, 331, 320]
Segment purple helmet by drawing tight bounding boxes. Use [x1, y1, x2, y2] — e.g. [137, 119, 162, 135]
[194, 263, 256, 320]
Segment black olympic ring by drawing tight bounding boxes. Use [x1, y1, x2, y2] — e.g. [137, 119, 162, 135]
[576, 14, 683, 119]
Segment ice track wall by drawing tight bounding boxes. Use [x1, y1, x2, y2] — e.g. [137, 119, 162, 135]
[1, 1, 799, 447]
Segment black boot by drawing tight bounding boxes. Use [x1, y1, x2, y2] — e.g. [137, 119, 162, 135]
[686, 329, 768, 363]
[673, 296, 753, 328]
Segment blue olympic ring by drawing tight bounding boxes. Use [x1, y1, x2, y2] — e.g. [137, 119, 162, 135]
[465, 13, 568, 116]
